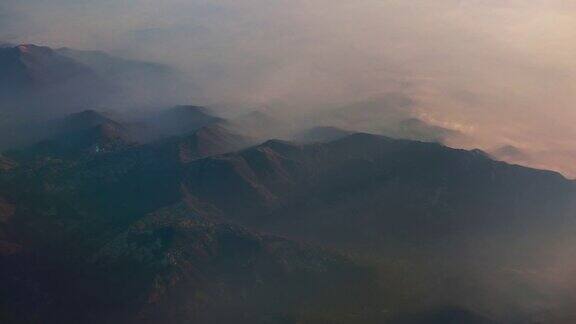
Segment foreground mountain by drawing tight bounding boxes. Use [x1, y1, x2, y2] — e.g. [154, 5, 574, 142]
[88, 206, 381, 324]
[183, 133, 575, 246]
[0, 203, 381, 324]
[2, 124, 576, 322]
[180, 133, 576, 320]
[0, 128, 383, 323]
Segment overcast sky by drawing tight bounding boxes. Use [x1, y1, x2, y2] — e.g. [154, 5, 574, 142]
[2, 0, 576, 176]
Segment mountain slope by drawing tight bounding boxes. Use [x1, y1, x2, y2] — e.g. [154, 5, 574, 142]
[5, 110, 139, 160]
[2, 130, 576, 323]
[10, 130, 574, 257]
[178, 133, 576, 321]
[0, 202, 382, 324]
[312, 96, 463, 144]
[183, 133, 576, 247]
[82, 205, 381, 324]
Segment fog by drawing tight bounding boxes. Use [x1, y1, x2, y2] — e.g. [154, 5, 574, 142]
[1, 0, 576, 176]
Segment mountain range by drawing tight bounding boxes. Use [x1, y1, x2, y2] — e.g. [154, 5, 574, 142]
[2, 44, 576, 323]
[0, 43, 192, 148]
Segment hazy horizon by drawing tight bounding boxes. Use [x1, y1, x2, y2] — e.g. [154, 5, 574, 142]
[2, 0, 576, 176]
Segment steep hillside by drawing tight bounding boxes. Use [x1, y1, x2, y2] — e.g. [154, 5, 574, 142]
[183, 133, 576, 249]
[2, 129, 576, 323]
[0, 202, 382, 324]
[6, 110, 138, 160]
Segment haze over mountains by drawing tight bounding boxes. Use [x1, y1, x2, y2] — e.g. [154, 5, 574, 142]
[1, 41, 576, 324]
[0, 43, 192, 123]
[0, 43, 470, 152]
[2, 40, 576, 176]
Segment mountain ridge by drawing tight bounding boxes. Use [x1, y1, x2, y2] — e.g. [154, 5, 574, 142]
[2, 129, 576, 322]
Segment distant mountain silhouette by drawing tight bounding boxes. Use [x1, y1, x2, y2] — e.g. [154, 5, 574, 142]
[56, 47, 173, 80]
[293, 126, 353, 143]
[219, 110, 294, 141]
[147, 105, 224, 137]
[0, 44, 105, 93]
[3, 104, 261, 164]
[0, 44, 112, 117]
[490, 144, 531, 162]
[0, 44, 196, 148]
[57, 47, 195, 108]
[394, 118, 463, 144]
[312, 96, 463, 144]
[0, 43, 197, 153]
